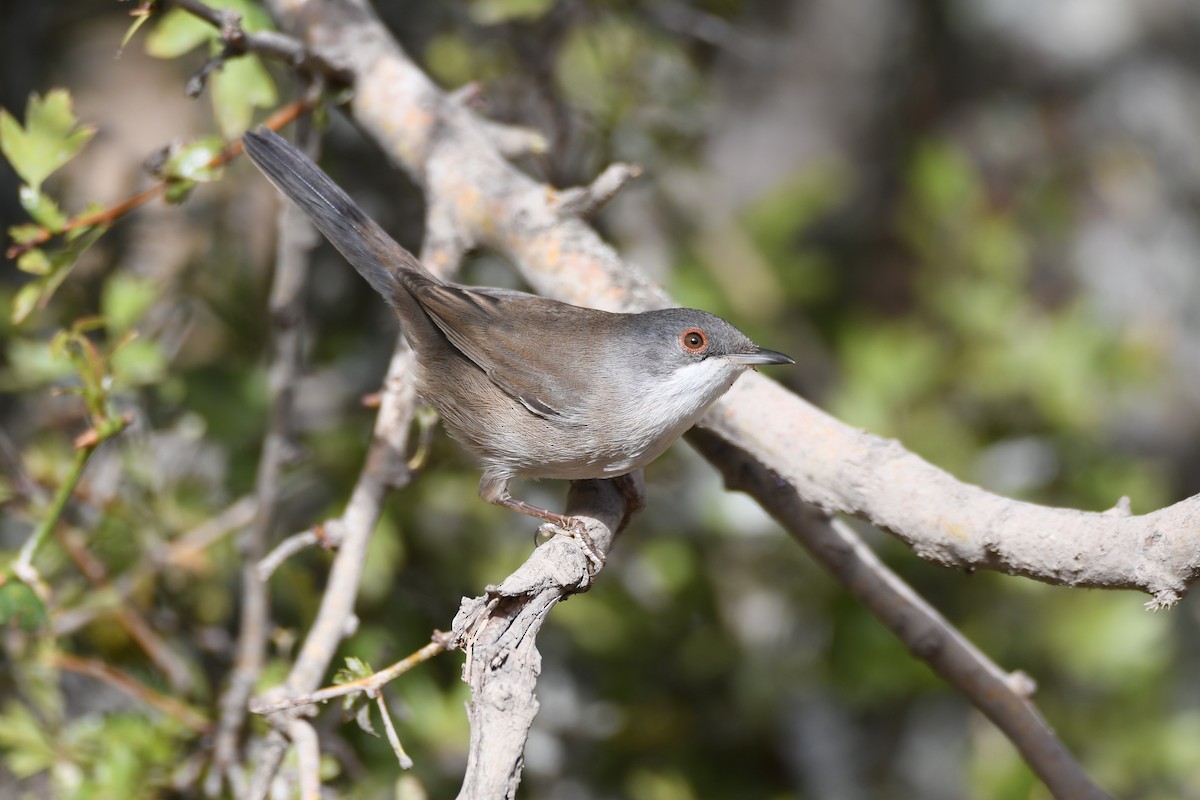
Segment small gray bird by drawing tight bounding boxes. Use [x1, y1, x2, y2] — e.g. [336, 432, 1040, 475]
[242, 127, 791, 533]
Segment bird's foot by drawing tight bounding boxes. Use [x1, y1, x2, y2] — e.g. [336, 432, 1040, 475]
[537, 516, 606, 575]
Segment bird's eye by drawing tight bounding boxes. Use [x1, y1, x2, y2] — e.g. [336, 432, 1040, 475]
[680, 328, 708, 353]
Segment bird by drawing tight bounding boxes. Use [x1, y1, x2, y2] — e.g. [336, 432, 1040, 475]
[242, 126, 792, 538]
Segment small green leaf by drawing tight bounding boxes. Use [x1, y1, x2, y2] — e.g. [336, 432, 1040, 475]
[211, 55, 278, 138]
[164, 178, 197, 205]
[163, 136, 224, 183]
[144, 7, 213, 58]
[8, 223, 45, 245]
[10, 226, 107, 325]
[120, 7, 154, 53]
[0, 582, 48, 633]
[0, 701, 55, 777]
[11, 282, 43, 325]
[2, 336, 73, 388]
[102, 273, 159, 335]
[0, 90, 95, 191]
[18, 185, 67, 230]
[110, 336, 167, 387]
[468, 0, 554, 24]
[334, 656, 374, 684]
[16, 248, 50, 276]
[354, 702, 379, 737]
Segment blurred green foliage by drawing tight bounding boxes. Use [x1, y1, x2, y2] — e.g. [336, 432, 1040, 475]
[0, 1, 1196, 799]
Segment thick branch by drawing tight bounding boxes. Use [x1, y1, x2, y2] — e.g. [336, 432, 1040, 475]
[699, 378, 1200, 608]
[448, 479, 625, 799]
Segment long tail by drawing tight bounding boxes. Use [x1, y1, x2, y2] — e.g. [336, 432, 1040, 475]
[241, 127, 433, 306]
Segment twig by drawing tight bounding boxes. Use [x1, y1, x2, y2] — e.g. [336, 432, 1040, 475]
[287, 718, 322, 800]
[11, 414, 132, 597]
[52, 652, 211, 734]
[257, 518, 346, 581]
[477, 119, 549, 159]
[5, 98, 314, 260]
[251, 640, 446, 714]
[157, 493, 258, 570]
[375, 693, 414, 769]
[163, 0, 353, 83]
[208, 115, 320, 796]
[551, 163, 644, 219]
[55, 529, 194, 693]
[53, 494, 257, 639]
[247, 336, 422, 798]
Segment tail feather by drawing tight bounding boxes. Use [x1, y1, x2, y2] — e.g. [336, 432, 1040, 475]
[241, 127, 431, 304]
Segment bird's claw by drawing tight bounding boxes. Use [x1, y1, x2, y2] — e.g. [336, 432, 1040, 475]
[537, 517, 606, 577]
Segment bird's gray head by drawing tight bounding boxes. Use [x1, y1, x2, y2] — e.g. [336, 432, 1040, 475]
[628, 307, 793, 373]
[602, 307, 792, 453]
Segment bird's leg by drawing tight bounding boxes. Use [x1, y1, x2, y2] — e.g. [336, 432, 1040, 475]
[610, 472, 646, 534]
[479, 475, 604, 570]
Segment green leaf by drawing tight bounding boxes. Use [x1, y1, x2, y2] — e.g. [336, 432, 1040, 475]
[11, 282, 43, 325]
[16, 248, 50, 276]
[468, 0, 554, 25]
[119, 8, 154, 53]
[354, 702, 379, 737]
[165, 178, 196, 205]
[10, 226, 107, 325]
[163, 136, 224, 183]
[102, 273, 159, 335]
[2, 336, 74, 389]
[0, 89, 95, 191]
[211, 55, 278, 139]
[110, 336, 167, 387]
[8, 223, 45, 245]
[0, 582, 48, 633]
[0, 701, 55, 777]
[18, 185, 67, 230]
[334, 656, 374, 684]
[144, 7, 213, 58]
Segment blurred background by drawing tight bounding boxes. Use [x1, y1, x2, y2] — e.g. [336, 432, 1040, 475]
[2, 0, 1200, 797]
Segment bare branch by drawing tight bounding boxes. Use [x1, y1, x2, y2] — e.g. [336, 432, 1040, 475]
[53, 652, 210, 734]
[247, 336, 421, 795]
[551, 163, 644, 219]
[251, 639, 447, 714]
[686, 426, 1112, 800]
[449, 479, 626, 799]
[478, 119, 549, 159]
[209, 118, 320, 795]
[287, 718, 322, 800]
[163, 0, 353, 83]
[697, 378, 1200, 608]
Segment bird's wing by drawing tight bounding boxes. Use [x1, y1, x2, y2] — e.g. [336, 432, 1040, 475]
[413, 283, 607, 423]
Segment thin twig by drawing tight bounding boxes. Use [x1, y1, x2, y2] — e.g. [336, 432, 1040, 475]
[375, 692, 414, 769]
[163, 0, 353, 83]
[251, 640, 446, 714]
[11, 414, 132, 597]
[52, 652, 211, 734]
[686, 427, 1112, 800]
[208, 114, 320, 795]
[56, 529, 194, 693]
[5, 98, 314, 260]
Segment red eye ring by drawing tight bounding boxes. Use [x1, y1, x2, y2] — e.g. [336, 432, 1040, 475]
[680, 327, 708, 353]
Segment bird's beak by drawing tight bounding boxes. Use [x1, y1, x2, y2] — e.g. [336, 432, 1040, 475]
[725, 346, 794, 366]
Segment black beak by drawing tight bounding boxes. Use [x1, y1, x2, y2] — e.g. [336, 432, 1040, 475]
[725, 346, 794, 366]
